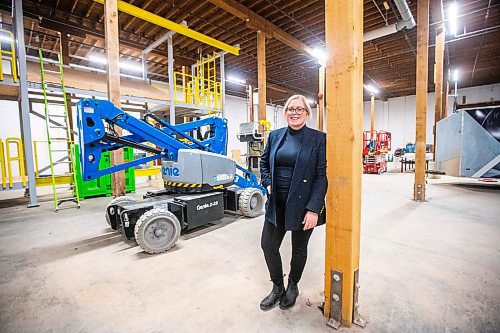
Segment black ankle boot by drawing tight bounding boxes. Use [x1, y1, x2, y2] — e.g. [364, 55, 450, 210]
[260, 281, 284, 311]
[279, 278, 299, 310]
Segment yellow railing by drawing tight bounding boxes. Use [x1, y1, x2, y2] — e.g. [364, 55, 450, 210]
[174, 72, 222, 110]
[5, 137, 26, 188]
[260, 120, 272, 132]
[0, 139, 6, 188]
[0, 29, 18, 82]
[173, 51, 222, 112]
[33, 140, 48, 178]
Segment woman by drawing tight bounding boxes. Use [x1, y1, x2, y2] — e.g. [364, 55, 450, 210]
[259, 94, 327, 311]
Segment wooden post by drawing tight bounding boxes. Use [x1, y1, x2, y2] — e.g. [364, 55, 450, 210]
[324, 0, 364, 328]
[59, 32, 71, 65]
[248, 84, 254, 122]
[370, 94, 375, 139]
[317, 65, 325, 131]
[442, 79, 449, 119]
[413, 0, 430, 202]
[432, 23, 445, 160]
[105, 0, 125, 196]
[257, 31, 266, 121]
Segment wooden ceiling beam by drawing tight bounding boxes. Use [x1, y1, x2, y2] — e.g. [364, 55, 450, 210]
[205, 0, 315, 57]
[143, 1, 208, 40]
[134, 2, 170, 34]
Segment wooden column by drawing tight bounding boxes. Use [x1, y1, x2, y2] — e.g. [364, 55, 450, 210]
[433, 23, 445, 160]
[248, 84, 254, 122]
[59, 32, 71, 65]
[324, 0, 364, 328]
[105, 0, 125, 196]
[414, 0, 430, 202]
[317, 65, 325, 131]
[257, 31, 266, 121]
[441, 57, 450, 120]
[370, 94, 375, 138]
[442, 79, 449, 119]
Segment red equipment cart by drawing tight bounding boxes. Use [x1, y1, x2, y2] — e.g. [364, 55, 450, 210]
[363, 130, 391, 174]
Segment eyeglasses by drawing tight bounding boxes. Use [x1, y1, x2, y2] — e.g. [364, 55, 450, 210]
[286, 107, 307, 115]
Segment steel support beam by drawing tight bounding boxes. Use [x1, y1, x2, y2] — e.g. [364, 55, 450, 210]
[370, 94, 375, 138]
[220, 52, 226, 118]
[13, 0, 39, 207]
[141, 28, 178, 82]
[93, 0, 239, 55]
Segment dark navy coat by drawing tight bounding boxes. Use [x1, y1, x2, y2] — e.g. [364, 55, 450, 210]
[260, 126, 327, 231]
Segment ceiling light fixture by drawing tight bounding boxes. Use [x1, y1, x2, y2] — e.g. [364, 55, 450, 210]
[364, 84, 379, 95]
[227, 75, 246, 85]
[88, 54, 143, 73]
[312, 47, 326, 66]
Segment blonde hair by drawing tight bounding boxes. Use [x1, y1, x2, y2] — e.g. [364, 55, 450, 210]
[283, 94, 312, 115]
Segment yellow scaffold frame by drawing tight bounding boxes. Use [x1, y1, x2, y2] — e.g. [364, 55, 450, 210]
[0, 29, 18, 82]
[174, 52, 222, 111]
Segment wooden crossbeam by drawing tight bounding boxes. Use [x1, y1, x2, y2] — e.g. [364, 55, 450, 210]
[206, 0, 315, 58]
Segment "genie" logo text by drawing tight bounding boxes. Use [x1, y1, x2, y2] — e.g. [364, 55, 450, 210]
[162, 166, 180, 177]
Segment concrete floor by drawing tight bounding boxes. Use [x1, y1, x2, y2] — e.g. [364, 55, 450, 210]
[0, 173, 499, 333]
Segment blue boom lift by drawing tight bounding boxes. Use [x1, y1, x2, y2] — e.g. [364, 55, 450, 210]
[77, 99, 265, 254]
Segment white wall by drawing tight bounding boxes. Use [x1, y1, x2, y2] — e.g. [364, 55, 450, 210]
[3, 83, 496, 178]
[0, 101, 55, 178]
[362, 83, 500, 150]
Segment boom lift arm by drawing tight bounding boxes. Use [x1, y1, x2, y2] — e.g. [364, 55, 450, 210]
[76, 99, 263, 192]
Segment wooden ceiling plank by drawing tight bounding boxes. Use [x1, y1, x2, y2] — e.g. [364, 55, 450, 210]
[205, 0, 315, 57]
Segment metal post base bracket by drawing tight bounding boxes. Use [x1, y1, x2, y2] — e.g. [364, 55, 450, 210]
[326, 269, 343, 330]
[326, 269, 367, 330]
[353, 268, 367, 328]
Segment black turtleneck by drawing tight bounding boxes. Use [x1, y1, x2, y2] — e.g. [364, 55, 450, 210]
[275, 126, 306, 168]
[274, 126, 306, 196]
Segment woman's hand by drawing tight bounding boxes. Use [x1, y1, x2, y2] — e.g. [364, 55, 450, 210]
[302, 211, 318, 230]
[267, 185, 271, 195]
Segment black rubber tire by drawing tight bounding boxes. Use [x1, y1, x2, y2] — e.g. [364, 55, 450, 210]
[134, 208, 181, 254]
[105, 196, 137, 228]
[239, 188, 264, 217]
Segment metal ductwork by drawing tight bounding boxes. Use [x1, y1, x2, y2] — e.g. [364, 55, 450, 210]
[394, 0, 416, 30]
[363, 0, 416, 43]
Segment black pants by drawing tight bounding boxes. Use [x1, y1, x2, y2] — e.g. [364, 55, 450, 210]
[261, 190, 313, 285]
